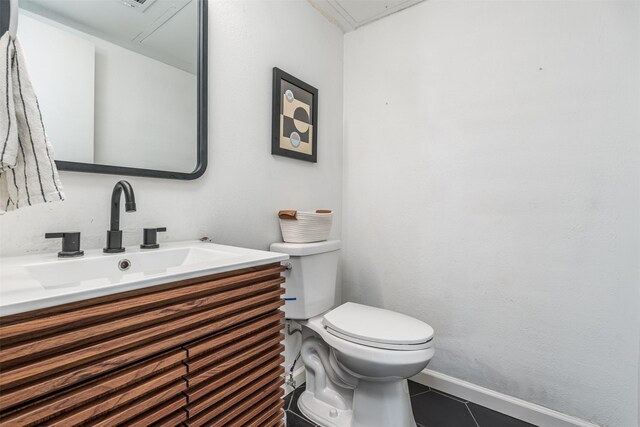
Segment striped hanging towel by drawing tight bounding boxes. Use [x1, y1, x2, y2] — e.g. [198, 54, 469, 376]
[0, 32, 64, 214]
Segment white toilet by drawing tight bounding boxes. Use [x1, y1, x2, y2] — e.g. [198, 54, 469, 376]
[270, 240, 434, 427]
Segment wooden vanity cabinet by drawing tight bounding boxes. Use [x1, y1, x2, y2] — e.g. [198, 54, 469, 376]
[0, 263, 286, 427]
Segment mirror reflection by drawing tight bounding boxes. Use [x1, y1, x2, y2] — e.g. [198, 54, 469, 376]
[17, 0, 198, 173]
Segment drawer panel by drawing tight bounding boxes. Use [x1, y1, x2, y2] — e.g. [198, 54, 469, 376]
[92, 393, 187, 427]
[187, 333, 284, 383]
[226, 388, 285, 427]
[149, 408, 189, 427]
[1, 278, 283, 380]
[0, 298, 283, 412]
[1, 277, 283, 368]
[246, 404, 285, 427]
[187, 348, 284, 401]
[0, 264, 285, 344]
[265, 411, 286, 427]
[0, 288, 283, 404]
[189, 366, 284, 418]
[0, 348, 185, 426]
[188, 380, 284, 427]
[44, 368, 186, 426]
[184, 311, 282, 358]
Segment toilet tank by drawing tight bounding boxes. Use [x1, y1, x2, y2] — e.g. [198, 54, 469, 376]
[270, 240, 341, 320]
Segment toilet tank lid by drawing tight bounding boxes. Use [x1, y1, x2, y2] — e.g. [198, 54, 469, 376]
[270, 240, 341, 256]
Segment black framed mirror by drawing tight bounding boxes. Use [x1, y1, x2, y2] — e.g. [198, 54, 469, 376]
[2, 0, 208, 180]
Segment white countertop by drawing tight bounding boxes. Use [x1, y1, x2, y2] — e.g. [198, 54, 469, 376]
[0, 240, 289, 317]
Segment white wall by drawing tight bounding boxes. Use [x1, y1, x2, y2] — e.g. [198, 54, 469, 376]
[0, 0, 343, 368]
[93, 37, 197, 172]
[342, 1, 639, 427]
[18, 12, 96, 163]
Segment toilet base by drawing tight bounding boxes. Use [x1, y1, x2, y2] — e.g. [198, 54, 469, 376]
[351, 379, 417, 427]
[299, 380, 417, 427]
[299, 390, 353, 427]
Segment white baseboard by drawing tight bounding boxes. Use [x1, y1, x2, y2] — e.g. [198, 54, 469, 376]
[411, 369, 600, 427]
[284, 366, 598, 427]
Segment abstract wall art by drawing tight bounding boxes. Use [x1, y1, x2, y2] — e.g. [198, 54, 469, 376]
[271, 68, 318, 162]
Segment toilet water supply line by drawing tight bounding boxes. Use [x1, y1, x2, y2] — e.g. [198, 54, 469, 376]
[286, 321, 302, 389]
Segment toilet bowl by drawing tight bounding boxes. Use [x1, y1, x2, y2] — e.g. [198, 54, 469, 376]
[299, 306, 434, 427]
[270, 241, 435, 427]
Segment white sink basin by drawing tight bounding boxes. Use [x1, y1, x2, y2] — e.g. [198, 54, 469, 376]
[0, 240, 289, 316]
[26, 246, 239, 289]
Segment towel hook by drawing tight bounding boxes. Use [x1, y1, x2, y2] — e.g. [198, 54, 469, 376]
[8, 0, 18, 39]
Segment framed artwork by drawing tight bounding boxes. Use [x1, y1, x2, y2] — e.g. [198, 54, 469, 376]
[272, 68, 318, 162]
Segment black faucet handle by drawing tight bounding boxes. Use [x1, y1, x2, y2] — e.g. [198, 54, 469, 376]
[46, 232, 84, 258]
[140, 227, 167, 249]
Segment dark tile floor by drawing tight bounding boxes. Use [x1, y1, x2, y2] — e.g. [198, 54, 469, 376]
[284, 380, 537, 427]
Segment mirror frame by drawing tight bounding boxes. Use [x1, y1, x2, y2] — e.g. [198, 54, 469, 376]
[5, 0, 208, 180]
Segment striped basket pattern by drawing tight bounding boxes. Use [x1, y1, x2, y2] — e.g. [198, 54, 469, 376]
[278, 211, 333, 243]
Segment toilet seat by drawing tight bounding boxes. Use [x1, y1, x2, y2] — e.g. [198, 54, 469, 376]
[303, 314, 434, 380]
[325, 328, 433, 351]
[322, 302, 434, 351]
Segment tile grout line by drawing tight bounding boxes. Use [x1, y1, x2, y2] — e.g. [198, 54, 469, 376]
[287, 409, 316, 426]
[465, 402, 481, 427]
[431, 388, 469, 404]
[410, 389, 432, 398]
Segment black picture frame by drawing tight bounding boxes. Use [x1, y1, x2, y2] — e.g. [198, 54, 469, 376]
[2, 0, 209, 180]
[271, 68, 318, 163]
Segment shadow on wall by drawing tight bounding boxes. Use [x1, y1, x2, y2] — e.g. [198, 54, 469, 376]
[341, 262, 384, 308]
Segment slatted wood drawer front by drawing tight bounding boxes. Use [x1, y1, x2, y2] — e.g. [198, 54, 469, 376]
[188, 362, 285, 420]
[188, 379, 285, 427]
[0, 348, 186, 426]
[188, 364, 284, 418]
[1, 277, 283, 370]
[266, 412, 286, 427]
[184, 308, 286, 425]
[0, 264, 285, 344]
[0, 284, 283, 396]
[0, 262, 286, 427]
[90, 392, 187, 427]
[46, 378, 187, 427]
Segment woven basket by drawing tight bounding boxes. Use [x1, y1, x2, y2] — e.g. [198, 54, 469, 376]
[278, 211, 333, 243]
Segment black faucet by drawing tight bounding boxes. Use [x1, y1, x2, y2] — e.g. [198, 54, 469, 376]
[46, 232, 84, 257]
[104, 180, 137, 253]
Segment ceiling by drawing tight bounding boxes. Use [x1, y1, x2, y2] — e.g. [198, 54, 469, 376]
[19, 0, 198, 74]
[17, 0, 424, 71]
[308, 0, 425, 33]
